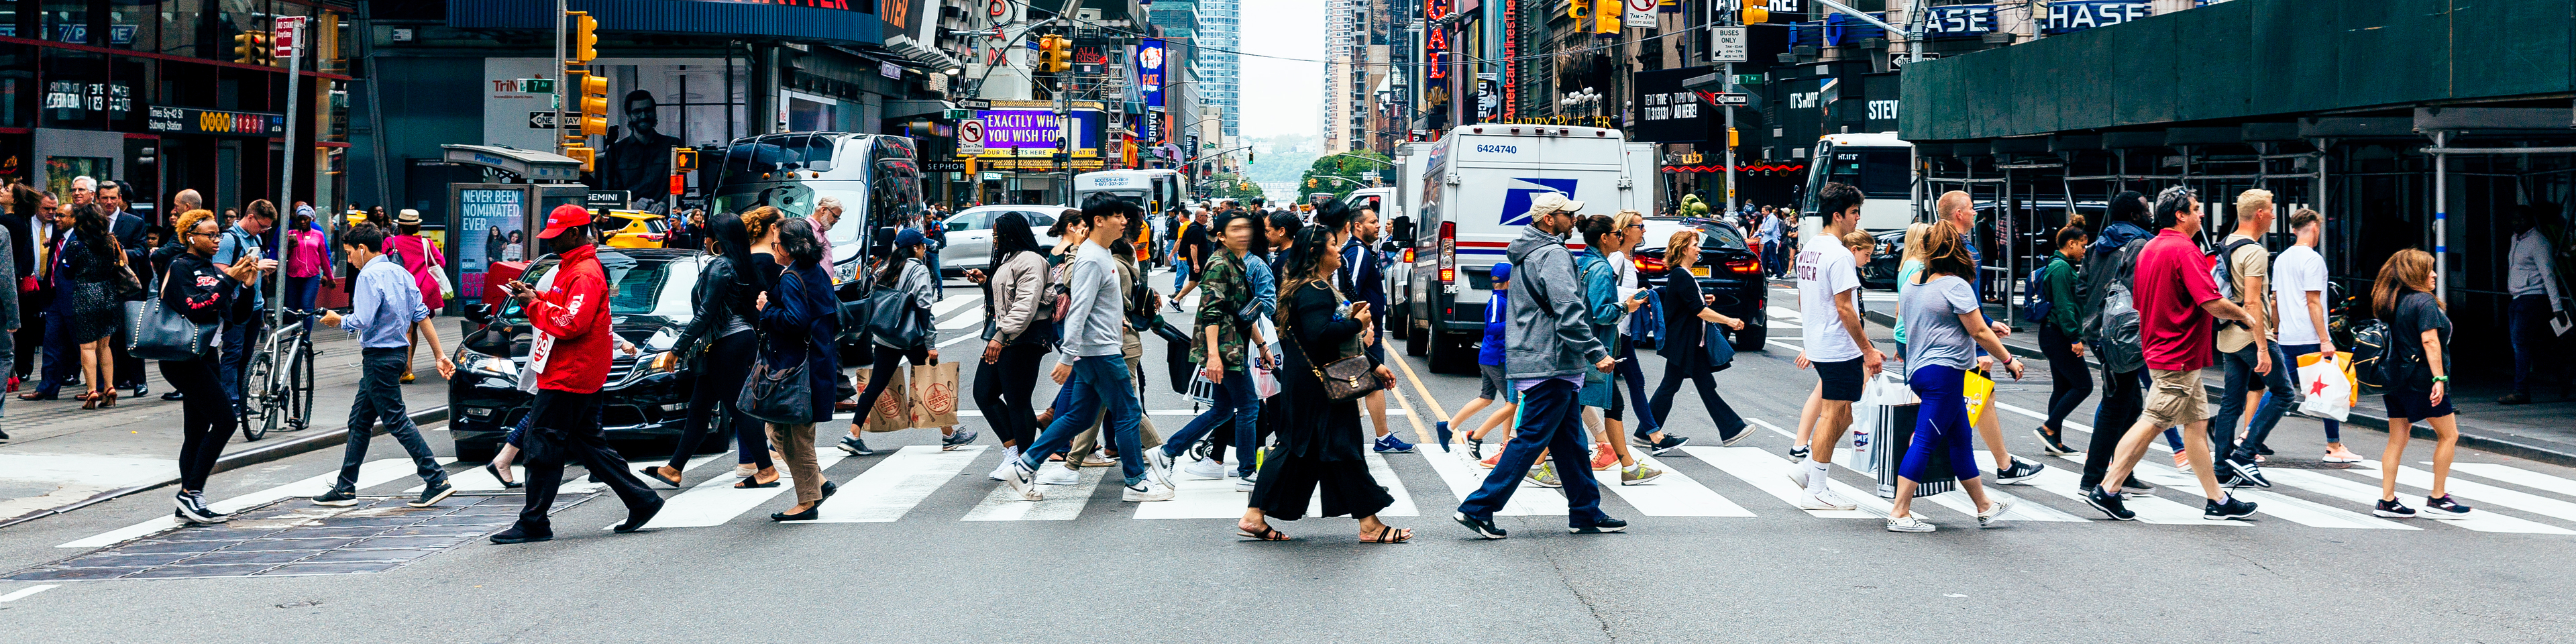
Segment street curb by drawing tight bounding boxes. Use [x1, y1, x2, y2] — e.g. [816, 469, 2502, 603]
[1860, 309, 2576, 470]
[0, 406, 449, 531]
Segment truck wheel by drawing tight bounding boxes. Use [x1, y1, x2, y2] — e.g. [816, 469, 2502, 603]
[1427, 331, 1474, 374]
[1732, 324, 1767, 352]
[1405, 318, 1429, 356]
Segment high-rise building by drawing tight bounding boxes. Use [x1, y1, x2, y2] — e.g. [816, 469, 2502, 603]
[1199, 0, 1241, 140]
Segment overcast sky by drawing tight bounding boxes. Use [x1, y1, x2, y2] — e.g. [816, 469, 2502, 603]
[1234, 0, 1323, 140]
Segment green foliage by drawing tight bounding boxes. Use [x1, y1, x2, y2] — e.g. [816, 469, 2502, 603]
[1201, 172, 1263, 200]
[1298, 151, 1391, 204]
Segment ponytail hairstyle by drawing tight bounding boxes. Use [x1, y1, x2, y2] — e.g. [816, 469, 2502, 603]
[1576, 214, 1619, 251]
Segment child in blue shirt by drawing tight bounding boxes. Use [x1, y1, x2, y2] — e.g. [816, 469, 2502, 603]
[1437, 262, 1519, 460]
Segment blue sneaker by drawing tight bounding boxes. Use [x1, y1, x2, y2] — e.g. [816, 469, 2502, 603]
[1373, 433, 1415, 454]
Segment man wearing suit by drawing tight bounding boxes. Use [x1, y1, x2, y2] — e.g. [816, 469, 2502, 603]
[1338, 204, 1411, 454]
[98, 181, 148, 397]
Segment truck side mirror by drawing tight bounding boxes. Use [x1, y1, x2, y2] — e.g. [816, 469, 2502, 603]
[1390, 216, 1415, 246]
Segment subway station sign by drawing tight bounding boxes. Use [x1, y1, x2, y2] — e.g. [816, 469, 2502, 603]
[146, 106, 288, 137]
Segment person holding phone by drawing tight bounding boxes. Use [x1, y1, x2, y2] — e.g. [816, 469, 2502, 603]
[489, 205, 664, 544]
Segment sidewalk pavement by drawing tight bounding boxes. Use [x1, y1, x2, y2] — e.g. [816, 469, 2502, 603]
[1854, 297, 2576, 468]
[0, 318, 461, 524]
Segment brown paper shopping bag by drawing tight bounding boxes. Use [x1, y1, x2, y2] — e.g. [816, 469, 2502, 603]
[854, 368, 910, 433]
[907, 362, 961, 429]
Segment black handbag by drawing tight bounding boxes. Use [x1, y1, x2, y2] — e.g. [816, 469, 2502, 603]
[736, 360, 812, 424]
[128, 270, 217, 361]
[862, 260, 931, 348]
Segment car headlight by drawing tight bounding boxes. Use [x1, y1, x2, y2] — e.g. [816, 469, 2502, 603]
[641, 352, 679, 374]
[463, 354, 517, 376]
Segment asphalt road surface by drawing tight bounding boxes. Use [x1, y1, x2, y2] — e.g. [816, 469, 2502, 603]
[3, 276, 2574, 643]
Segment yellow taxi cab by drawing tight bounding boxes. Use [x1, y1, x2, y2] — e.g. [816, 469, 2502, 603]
[600, 209, 672, 249]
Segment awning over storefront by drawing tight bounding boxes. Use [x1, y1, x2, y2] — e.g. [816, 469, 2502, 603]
[449, 0, 883, 47]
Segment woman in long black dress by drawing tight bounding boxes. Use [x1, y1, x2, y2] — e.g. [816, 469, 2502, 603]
[1238, 225, 1410, 543]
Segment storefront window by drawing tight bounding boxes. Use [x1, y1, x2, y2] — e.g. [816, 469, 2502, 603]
[41, 0, 90, 44]
[107, 0, 160, 51]
[152, 0, 210, 58]
[0, 44, 32, 129]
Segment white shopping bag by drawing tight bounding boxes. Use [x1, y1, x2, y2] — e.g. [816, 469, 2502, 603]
[2297, 353, 2354, 422]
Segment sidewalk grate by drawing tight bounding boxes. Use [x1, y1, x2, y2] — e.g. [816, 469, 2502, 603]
[1, 493, 594, 582]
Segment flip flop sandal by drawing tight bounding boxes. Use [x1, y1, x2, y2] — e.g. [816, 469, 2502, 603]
[639, 468, 685, 488]
[1361, 526, 1413, 543]
[1235, 522, 1292, 541]
[733, 476, 781, 489]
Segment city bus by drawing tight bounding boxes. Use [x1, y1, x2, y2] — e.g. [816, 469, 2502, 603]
[1799, 131, 1917, 232]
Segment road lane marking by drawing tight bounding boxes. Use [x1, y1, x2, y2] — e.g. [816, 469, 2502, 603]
[1364, 451, 1422, 517]
[1415, 439, 1566, 517]
[1845, 448, 2084, 523]
[0, 585, 58, 602]
[60, 459, 434, 548]
[1386, 347, 1449, 447]
[2449, 464, 2576, 498]
[1589, 454, 1756, 517]
[415, 454, 723, 494]
[1990, 401, 2404, 528]
[635, 451, 845, 529]
[803, 445, 985, 523]
[964, 466, 1105, 521]
[2266, 468, 2570, 535]
[1682, 446, 1876, 519]
[932, 296, 981, 317]
[2357, 464, 2576, 527]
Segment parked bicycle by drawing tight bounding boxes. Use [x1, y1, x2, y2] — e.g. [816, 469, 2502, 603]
[237, 309, 320, 441]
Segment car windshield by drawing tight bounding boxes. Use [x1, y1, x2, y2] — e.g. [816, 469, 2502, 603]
[500, 252, 698, 323]
[1697, 223, 1750, 252]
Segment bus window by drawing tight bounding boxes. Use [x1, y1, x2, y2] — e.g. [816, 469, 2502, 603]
[868, 158, 925, 246]
[1827, 148, 1911, 199]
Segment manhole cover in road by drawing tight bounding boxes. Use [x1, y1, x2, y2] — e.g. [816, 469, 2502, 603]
[3, 494, 596, 582]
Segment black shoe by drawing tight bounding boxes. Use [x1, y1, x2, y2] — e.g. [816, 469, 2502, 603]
[2373, 498, 2418, 519]
[0, 428, 10, 443]
[2226, 457, 2273, 488]
[160, 390, 185, 401]
[1454, 511, 1507, 539]
[2204, 495, 2259, 521]
[1994, 458, 2045, 484]
[837, 435, 877, 456]
[488, 525, 553, 544]
[769, 503, 820, 521]
[410, 482, 455, 508]
[2422, 494, 2474, 519]
[485, 462, 523, 489]
[174, 491, 230, 523]
[820, 480, 839, 499]
[132, 383, 148, 397]
[1650, 435, 1695, 455]
[1569, 516, 1629, 534]
[612, 499, 665, 533]
[311, 487, 360, 506]
[2497, 392, 2533, 405]
[2086, 485, 2136, 521]
[1788, 445, 1811, 460]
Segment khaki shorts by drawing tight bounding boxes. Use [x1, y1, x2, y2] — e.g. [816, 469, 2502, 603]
[2141, 368, 2211, 427]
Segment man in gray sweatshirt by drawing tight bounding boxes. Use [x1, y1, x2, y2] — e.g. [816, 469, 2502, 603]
[1454, 192, 1627, 539]
[1003, 199, 1172, 503]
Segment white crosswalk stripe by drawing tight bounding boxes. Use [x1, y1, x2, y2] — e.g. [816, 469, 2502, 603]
[637, 451, 847, 529]
[61, 459, 440, 548]
[802, 445, 985, 523]
[2449, 463, 2576, 498]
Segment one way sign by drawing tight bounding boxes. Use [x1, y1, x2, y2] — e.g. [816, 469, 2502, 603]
[527, 111, 557, 129]
[1700, 93, 1749, 107]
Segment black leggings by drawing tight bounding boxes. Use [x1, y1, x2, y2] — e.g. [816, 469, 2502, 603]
[2079, 367, 2147, 490]
[1649, 351, 1748, 434]
[973, 342, 1049, 446]
[2039, 325, 2094, 433]
[667, 331, 770, 470]
[164, 358, 233, 492]
[849, 343, 932, 430]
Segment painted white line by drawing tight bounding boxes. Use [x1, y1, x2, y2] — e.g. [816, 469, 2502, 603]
[936, 332, 981, 348]
[1882, 450, 2086, 523]
[1591, 454, 1756, 517]
[2023, 460, 2231, 525]
[2267, 468, 2569, 535]
[635, 451, 847, 529]
[1992, 400, 2404, 528]
[1768, 306, 1802, 320]
[0, 585, 60, 602]
[1682, 446, 1875, 519]
[2450, 464, 2576, 499]
[0, 455, 172, 522]
[58, 459, 435, 549]
[1415, 442, 1566, 517]
[938, 309, 986, 330]
[2359, 465, 2576, 526]
[1364, 451, 1421, 517]
[414, 454, 724, 494]
[931, 296, 981, 317]
[963, 465, 1106, 521]
[804, 445, 985, 523]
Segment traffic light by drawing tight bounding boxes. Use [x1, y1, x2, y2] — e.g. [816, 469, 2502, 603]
[232, 31, 271, 65]
[1038, 35, 1072, 74]
[569, 12, 599, 62]
[573, 71, 610, 138]
[1594, 0, 1621, 34]
[670, 148, 698, 172]
[1739, 0, 1769, 24]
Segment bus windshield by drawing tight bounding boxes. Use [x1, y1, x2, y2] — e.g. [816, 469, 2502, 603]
[1823, 147, 1911, 199]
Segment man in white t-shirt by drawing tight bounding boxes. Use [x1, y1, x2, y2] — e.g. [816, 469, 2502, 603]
[2269, 208, 2360, 463]
[1787, 182, 1884, 511]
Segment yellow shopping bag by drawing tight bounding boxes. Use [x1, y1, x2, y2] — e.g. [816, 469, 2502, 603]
[1964, 370, 1997, 421]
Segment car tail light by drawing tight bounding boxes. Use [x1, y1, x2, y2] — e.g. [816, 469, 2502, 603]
[1402, 247, 1414, 264]
[1725, 258, 1761, 274]
[1633, 255, 1666, 274]
[1438, 221, 1456, 284]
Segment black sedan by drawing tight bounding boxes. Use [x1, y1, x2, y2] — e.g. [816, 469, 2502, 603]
[447, 248, 717, 462]
[1632, 217, 1770, 351]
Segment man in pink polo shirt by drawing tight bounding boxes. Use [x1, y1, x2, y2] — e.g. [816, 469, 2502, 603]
[2086, 186, 2265, 522]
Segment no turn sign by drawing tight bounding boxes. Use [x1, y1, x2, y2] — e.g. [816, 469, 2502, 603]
[957, 119, 987, 156]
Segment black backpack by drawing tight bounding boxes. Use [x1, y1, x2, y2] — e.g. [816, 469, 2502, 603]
[2090, 238, 2151, 373]
[2347, 319, 2416, 393]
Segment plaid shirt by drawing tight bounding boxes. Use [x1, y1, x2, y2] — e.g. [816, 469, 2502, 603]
[1189, 248, 1254, 367]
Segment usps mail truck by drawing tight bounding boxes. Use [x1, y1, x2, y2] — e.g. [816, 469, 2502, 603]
[1395, 124, 1655, 374]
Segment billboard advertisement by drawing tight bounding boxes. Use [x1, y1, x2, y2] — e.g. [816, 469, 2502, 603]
[1138, 39, 1167, 108]
[965, 106, 1106, 158]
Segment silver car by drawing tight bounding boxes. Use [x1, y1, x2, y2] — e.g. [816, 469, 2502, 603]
[940, 205, 1063, 276]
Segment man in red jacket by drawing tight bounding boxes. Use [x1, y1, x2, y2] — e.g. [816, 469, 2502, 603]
[492, 205, 664, 544]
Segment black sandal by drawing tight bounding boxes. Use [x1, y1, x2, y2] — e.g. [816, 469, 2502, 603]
[1235, 521, 1291, 541]
[1361, 525, 1413, 543]
[733, 473, 780, 488]
[640, 467, 685, 488]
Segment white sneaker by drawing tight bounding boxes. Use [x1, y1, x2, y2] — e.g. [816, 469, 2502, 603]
[1796, 487, 1858, 511]
[1885, 515, 1936, 532]
[1004, 460, 1043, 501]
[1180, 456, 1227, 480]
[987, 447, 1021, 482]
[1976, 498, 2014, 528]
[1146, 449, 1179, 484]
[1236, 472, 1258, 492]
[1036, 464, 1081, 485]
[1122, 480, 1176, 502]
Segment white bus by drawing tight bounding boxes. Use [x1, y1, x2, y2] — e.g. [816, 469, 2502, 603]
[1799, 131, 1917, 233]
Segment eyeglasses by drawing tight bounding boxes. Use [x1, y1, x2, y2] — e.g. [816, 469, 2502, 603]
[189, 231, 219, 238]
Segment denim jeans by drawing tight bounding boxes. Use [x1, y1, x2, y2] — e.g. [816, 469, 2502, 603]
[2274, 343, 2340, 443]
[1020, 355, 1146, 484]
[1171, 258, 1192, 291]
[1456, 379, 1609, 525]
[337, 347, 448, 491]
[2210, 342, 2294, 462]
[1163, 368, 1258, 472]
[2509, 294, 2567, 394]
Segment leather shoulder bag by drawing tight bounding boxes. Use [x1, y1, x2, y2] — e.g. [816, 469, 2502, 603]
[129, 267, 219, 361]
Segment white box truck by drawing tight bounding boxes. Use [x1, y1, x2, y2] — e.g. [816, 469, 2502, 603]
[1393, 124, 1656, 374]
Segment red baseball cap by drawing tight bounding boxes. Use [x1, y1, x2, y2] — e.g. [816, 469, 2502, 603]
[537, 204, 592, 239]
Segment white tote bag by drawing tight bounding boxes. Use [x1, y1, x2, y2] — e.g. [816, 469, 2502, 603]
[2297, 354, 2354, 422]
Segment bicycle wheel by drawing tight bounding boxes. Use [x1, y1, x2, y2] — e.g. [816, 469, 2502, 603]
[239, 352, 274, 441]
[288, 341, 315, 431]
